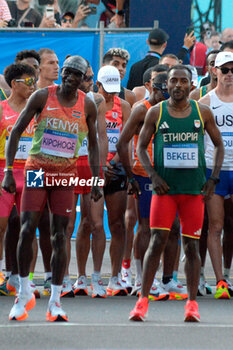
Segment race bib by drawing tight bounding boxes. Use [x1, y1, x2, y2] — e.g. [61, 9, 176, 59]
[40, 129, 78, 158]
[221, 132, 233, 150]
[107, 129, 120, 153]
[5, 136, 33, 160]
[163, 143, 198, 168]
[78, 136, 88, 156]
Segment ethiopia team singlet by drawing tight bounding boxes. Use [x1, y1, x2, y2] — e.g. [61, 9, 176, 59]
[26, 85, 87, 174]
[153, 100, 206, 195]
[0, 100, 34, 168]
[106, 95, 123, 162]
[133, 99, 153, 177]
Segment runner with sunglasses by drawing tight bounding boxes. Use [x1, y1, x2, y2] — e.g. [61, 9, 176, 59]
[199, 51, 233, 299]
[0, 63, 36, 297]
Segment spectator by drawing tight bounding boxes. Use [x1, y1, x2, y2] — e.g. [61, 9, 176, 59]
[127, 28, 169, 90]
[221, 40, 233, 52]
[7, 0, 42, 27]
[209, 31, 221, 51]
[100, 0, 129, 27]
[61, 11, 74, 28]
[0, 0, 11, 27]
[159, 53, 179, 68]
[221, 27, 233, 44]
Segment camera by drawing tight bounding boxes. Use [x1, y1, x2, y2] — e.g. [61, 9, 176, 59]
[7, 19, 17, 27]
[79, 0, 97, 15]
[38, 0, 54, 5]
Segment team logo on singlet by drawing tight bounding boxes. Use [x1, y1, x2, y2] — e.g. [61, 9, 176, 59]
[26, 169, 44, 188]
[194, 120, 200, 129]
[72, 111, 81, 118]
[112, 112, 118, 119]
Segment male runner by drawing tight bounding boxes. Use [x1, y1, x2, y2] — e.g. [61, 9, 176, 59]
[129, 65, 224, 322]
[199, 51, 233, 299]
[37, 48, 59, 89]
[2, 55, 102, 322]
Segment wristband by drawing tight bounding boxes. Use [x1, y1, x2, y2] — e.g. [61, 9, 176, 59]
[128, 177, 135, 184]
[209, 175, 220, 184]
[109, 160, 116, 167]
[116, 9, 124, 16]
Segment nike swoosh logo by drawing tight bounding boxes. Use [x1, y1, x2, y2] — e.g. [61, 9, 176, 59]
[5, 115, 17, 120]
[47, 106, 59, 111]
[66, 209, 72, 213]
[212, 105, 222, 109]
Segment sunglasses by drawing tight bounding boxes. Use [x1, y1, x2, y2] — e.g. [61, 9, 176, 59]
[84, 75, 94, 82]
[62, 18, 73, 23]
[15, 77, 36, 86]
[152, 82, 168, 92]
[217, 67, 233, 74]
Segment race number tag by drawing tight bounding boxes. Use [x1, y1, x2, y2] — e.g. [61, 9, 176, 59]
[5, 136, 33, 160]
[221, 132, 233, 150]
[107, 129, 120, 153]
[40, 129, 78, 158]
[164, 143, 198, 168]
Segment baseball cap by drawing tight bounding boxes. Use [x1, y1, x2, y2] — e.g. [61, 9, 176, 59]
[62, 55, 88, 75]
[215, 51, 233, 67]
[97, 65, 120, 93]
[148, 28, 169, 45]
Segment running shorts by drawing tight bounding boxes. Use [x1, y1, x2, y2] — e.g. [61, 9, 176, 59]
[206, 168, 233, 197]
[133, 174, 152, 218]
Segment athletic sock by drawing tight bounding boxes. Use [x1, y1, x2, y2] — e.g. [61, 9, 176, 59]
[44, 272, 52, 281]
[173, 271, 178, 282]
[224, 268, 230, 280]
[0, 259, 3, 272]
[49, 284, 62, 304]
[29, 272, 34, 280]
[5, 271, 11, 278]
[200, 267, 205, 277]
[19, 276, 31, 296]
[135, 259, 142, 281]
[122, 259, 131, 269]
[93, 271, 100, 278]
[162, 275, 173, 285]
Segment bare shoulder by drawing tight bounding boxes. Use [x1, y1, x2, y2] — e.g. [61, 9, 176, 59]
[124, 87, 137, 106]
[199, 93, 210, 106]
[189, 88, 201, 101]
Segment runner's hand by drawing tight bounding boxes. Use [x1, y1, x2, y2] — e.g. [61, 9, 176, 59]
[127, 179, 141, 199]
[2, 171, 16, 194]
[201, 179, 216, 201]
[91, 185, 102, 202]
[151, 172, 169, 195]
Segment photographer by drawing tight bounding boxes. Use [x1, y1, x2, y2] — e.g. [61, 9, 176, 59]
[0, 0, 11, 27]
[7, 0, 42, 27]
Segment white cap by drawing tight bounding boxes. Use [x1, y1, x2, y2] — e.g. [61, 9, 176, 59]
[97, 65, 121, 93]
[186, 65, 198, 87]
[215, 51, 233, 67]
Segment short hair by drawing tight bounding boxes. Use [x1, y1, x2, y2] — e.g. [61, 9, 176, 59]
[159, 53, 179, 63]
[38, 48, 55, 58]
[4, 63, 36, 88]
[153, 72, 167, 85]
[15, 49, 40, 64]
[167, 64, 192, 81]
[221, 40, 233, 51]
[103, 48, 130, 64]
[206, 49, 221, 60]
[151, 64, 169, 73]
[210, 31, 221, 38]
[143, 67, 153, 84]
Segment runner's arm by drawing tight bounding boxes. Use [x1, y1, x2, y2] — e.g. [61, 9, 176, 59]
[96, 95, 108, 167]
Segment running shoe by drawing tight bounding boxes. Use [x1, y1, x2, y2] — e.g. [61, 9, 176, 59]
[9, 293, 36, 321]
[6, 275, 19, 295]
[184, 299, 200, 322]
[61, 277, 74, 298]
[149, 278, 169, 301]
[131, 279, 142, 296]
[0, 272, 5, 285]
[91, 274, 106, 298]
[197, 276, 212, 296]
[226, 279, 233, 297]
[121, 267, 132, 293]
[73, 276, 88, 296]
[161, 279, 188, 300]
[30, 279, 40, 299]
[214, 280, 230, 299]
[204, 281, 212, 295]
[129, 297, 149, 321]
[46, 302, 68, 322]
[43, 277, 52, 296]
[107, 276, 128, 296]
[0, 278, 14, 296]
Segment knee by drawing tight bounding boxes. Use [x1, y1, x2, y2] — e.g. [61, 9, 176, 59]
[51, 231, 66, 248]
[78, 217, 92, 236]
[183, 240, 199, 260]
[149, 230, 167, 252]
[92, 220, 104, 235]
[109, 219, 125, 236]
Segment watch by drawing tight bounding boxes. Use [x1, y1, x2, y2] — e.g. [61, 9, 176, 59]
[209, 175, 220, 184]
[116, 9, 124, 16]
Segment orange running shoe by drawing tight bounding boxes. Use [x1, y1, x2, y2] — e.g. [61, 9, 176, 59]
[46, 302, 68, 322]
[184, 300, 200, 322]
[0, 272, 5, 285]
[129, 297, 149, 322]
[215, 280, 230, 299]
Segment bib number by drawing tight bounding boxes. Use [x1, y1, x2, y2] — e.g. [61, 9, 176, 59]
[107, 129, 120, 153]
[164, 143, 198, 168]
[5, 136, 33, 160]
[40, 129, 78, 158]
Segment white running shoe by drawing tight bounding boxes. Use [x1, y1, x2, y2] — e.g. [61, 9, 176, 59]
[197, 276, 212, 296]
[121, 267, 132, 293]
[61, 277, 74, 298]
[9, 293, 36, 321]
[73, 276, 88, 296]
[161, 279, 188, 300]
[30, 279, 40, 299]
[107, 276, 128, 296]
[46, 302, 68, 322]
[91, 274, 106, 298]
[149, 278, 169, 301]
[131, 279, 142, 296]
